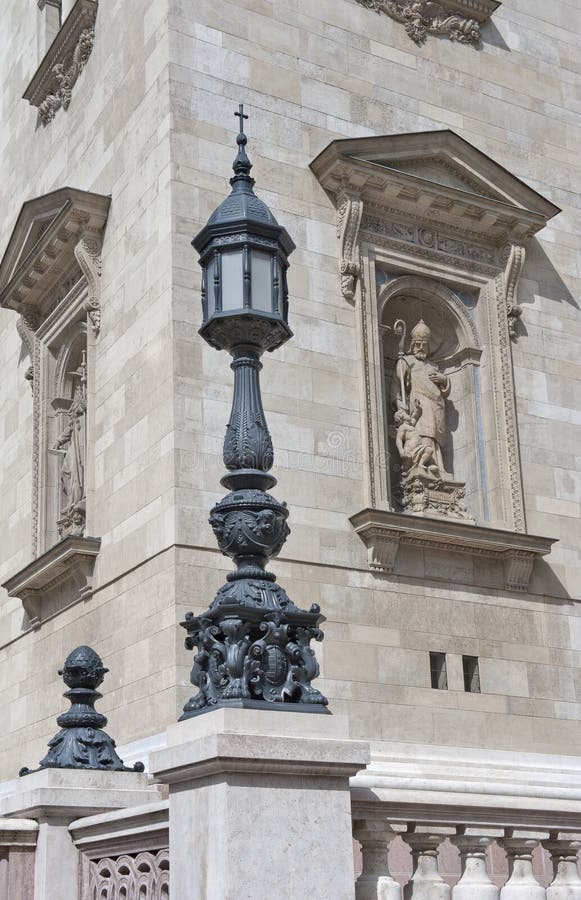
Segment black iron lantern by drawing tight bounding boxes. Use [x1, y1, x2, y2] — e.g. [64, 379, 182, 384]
[178, 106, 328, 719]
[193, 105, 295, 354]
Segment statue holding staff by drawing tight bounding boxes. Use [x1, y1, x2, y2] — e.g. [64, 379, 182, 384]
[391, 318, 450, 476]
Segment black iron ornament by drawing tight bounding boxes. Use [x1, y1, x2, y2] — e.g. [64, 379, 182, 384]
[19, 646, 144, 775]
[181, 106, 328, 718]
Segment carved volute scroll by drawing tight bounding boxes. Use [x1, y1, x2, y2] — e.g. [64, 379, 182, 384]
[503, 244, 526, 340]
[16, 306, 40, 386]
[337, 194, 364, 303]
[353, 0, 500, 46]
[75, 235, 103, 334]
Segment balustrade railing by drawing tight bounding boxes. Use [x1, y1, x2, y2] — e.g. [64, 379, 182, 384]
[70, 799, 169, 900]
[353, 821, 581, 898]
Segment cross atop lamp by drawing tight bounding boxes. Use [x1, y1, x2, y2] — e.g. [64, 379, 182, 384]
[180, 105, 328, 718]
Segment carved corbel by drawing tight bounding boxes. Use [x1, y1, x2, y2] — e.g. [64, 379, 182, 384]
[337, 194, 364, 303]
[503, 244, 526, 340]
[16, 306, 40, 386]
[359, 526, 400, 574]
[504, 550, 535, 592]
[21, 591, 42, 630]
[75, 236, 103, 334]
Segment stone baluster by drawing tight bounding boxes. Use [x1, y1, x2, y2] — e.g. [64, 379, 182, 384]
[402, 828, 453, 899]
[499, 834, 547, 899]
[450, 829, 501, 899]
[543, 835, 581, 899]
[353, 819, 402, 900]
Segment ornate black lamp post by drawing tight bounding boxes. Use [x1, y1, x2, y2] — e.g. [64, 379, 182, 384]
[180, 105, 328, 718]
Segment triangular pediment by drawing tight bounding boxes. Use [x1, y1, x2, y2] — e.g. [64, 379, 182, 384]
[310, 130, 560, 243]
[372, 154, 505, 202]
[0, 187, 110, 316]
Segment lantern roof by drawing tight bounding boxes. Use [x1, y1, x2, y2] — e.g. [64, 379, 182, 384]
[193, 105, 295, 254]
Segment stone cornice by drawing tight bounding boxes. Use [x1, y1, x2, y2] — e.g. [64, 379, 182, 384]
[24, 0, 98, 124]
[0, 187, 110, 321]
[349, 507, 556, 592]
[352, 742, 581, 829]
[354, 0, 500, 46]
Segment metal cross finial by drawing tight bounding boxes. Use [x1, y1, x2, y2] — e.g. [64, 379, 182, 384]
[234, 103, 248, 134]
[231, 103, 253, 182]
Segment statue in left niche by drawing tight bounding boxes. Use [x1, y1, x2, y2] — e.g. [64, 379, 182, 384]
[52, 351, 88, 538]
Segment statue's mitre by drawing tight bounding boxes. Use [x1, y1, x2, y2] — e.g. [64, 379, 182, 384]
[410, 319, 431, 341]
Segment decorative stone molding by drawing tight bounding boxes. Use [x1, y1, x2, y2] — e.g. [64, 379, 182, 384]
[23, 0, 98, 125]
[75, 234, 104, 334]
[1, 535, 101, 628]
[88, 849, 170, 899]
[354, 0, 500, 46]
[337, 195, 364, 302]
[503, 243, 526, 340]
[350, 508, 555, 592]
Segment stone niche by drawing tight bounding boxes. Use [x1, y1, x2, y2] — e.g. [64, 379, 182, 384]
[310, 130, 560, 591]
[0, 187, 110, 627]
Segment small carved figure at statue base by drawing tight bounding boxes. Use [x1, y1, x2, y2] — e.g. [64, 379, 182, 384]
[19, 646, 144, 775]
[395, 403, 441, 478]
[400, 472, 474, 522]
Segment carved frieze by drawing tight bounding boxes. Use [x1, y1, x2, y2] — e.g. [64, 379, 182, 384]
[354, 0, 500, 45]
[362, 214, 497, 267]
[23, 0, 98, 125]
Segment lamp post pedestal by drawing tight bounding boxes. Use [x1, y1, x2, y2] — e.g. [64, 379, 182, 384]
[151, 707, 370, 900]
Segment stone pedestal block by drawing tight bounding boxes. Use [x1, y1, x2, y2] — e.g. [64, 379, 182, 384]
[150, 708, 370, 900]
[1, 769, 159, 900]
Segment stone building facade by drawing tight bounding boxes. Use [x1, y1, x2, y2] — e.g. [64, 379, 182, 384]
[1, 0, 581, 896]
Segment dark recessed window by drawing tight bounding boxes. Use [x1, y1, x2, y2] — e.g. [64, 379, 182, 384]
[463, 655, 481, 693]
[429, 652, 448, 690]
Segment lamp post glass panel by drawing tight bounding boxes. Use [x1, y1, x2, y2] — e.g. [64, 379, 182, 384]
[180, 105, 328, 719]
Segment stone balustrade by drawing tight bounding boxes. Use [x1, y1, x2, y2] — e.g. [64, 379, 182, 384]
[353, 821, 581, 899]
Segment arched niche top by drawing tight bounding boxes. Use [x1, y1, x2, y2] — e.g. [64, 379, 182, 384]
[379, 275, 481, 369]
[54, 321, 88, 398]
